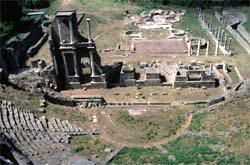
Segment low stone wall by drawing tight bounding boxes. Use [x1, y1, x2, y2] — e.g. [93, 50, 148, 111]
[207, 95, 225, 105]
[107, 100, 208, 106]
[226, 25, 250, 55]
[173, 81, 216, 88]
[45, 90, 75, 106]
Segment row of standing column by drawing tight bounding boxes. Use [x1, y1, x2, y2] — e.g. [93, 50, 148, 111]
[189, 39, 210, 56]
[198, 10, 232, 56]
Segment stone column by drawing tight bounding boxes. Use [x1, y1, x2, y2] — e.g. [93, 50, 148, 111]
[209, 64, 212, 75]
[202, 16, 205, 28]
[224, 34, 228, 48]
[62, 53, 69, 76]
[227, 38, 232, 51]
[89, 50, 96, 77]
[38, 61, 43, 71]
[49, 39, 59, 75]
[223, 16, 226, 26]
[73, 51, 79, 76]
[217, 26, 221, 39]
[86, 18, 92, 43]
[68, 19, 73, 44]
[86, 18, 96, 77]
[215, 40, 219, 56]
[214, 26, 218, 36]
[188, 39, 192, 56]
[220, 30, 224, 45]
[57, 20, 62, 44]
[197, 39, 201, 56]
[222, 17, 225, 26]
[206, 39, 210, 56]
[209, 18, 213, 31]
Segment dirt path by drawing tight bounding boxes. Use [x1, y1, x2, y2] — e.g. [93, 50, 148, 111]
[98, 114, 193, 148]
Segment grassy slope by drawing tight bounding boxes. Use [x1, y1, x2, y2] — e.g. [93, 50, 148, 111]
[243, 21, 250, 32]
[109, 95, 250, 164]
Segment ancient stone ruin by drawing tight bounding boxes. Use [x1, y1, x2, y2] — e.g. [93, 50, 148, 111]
[0, 99, 96, 164]
[49, 10, 122, 90]
[172, 62, 216, 88]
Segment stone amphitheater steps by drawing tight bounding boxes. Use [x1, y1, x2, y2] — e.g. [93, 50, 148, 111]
[0, 99, 95, 164]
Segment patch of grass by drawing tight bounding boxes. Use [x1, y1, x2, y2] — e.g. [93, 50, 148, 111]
[122, 23, 138, 31]
[72, 145, 84, 153]
[175, 9, 207, 38]
[111, 135, 239, 164]
[189, 112, 207, 131]
[43, 0, 59, 15]
[109, 147, 172, 165]
[163, 135, 239, 164]
[118, 111, 142, 124]
[243, 21, 250, 33]
[104, 108, 187, 143]
[0, 84, 40, 113]
[0, 20, 14, 34]
[70, 135, 113, 159]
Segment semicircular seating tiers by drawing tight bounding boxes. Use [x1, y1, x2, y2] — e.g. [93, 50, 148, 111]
[0, 99, 92, 164]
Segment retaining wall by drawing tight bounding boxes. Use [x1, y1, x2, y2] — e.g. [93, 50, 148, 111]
[226, 25, 250, 55]
[27, 33, 48, 57]
[238, 24, 250, 44]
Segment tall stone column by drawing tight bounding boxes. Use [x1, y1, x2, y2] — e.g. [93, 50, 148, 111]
[86, 18, 96, 77]
[227, 38, 232, 51]
[209, 18, 213, 32]
[217, 26, 221, 39]
[57, 20, 62, 44]
[73, 51, 79, 76]
[223, 16, 226, 26]
[224, 34, 228, 48]
[68, 19, 73, 44]
[86, 18, 92, 44]
[197, 39, 201, 56]
[49, 39, 59, 76]
[213, 27, 217, 36]
[214, 26, 218, 36]
[188, 39, 192, 56]
[89, 50, 96, 77]
[206, 39, 210, 56]
[215, 40, 219, 56]
[62, 53, 69, 76]
[202, 16, 205, 28]
[220, 30, 224, 45]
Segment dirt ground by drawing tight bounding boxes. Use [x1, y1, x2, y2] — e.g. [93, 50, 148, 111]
[82, 106, 194, 148]
[61, 86, 223, 103]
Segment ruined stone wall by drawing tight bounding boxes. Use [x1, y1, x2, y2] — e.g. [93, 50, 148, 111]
[173, 81, 216, 88]
[27, 33, 48, 57]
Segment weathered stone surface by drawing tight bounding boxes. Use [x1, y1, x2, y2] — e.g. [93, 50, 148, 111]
[236, 79, 250, 94]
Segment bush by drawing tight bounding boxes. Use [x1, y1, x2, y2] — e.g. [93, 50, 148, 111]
[21, 0, 53, 8]
[72, 145, 84, 153]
